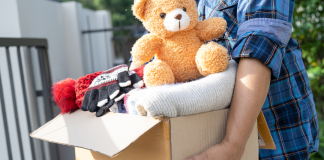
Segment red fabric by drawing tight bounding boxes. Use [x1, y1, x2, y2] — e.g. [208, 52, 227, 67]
[52, 78, 78, 113]
[131, 65, 145, 87]
[52, 65, 146, 113]
[132, 65, 145, 79]
[74, 66, 145, 108]
[75, 71, 103, 109]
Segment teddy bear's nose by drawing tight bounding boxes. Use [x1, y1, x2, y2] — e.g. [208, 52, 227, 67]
[175, 14, 182, 20]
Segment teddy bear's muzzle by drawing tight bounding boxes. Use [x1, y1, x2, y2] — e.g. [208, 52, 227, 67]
[163, 8, 190, 32]
[175, 14, 182, 20]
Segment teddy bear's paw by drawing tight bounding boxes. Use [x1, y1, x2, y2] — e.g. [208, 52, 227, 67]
[144, 60, 175, 87]
[136, 104, 147, 116]
[196, 41, 229, 76]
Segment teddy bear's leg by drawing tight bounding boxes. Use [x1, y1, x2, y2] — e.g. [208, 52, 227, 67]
[144, 59, 175, 87]
[196, 41, 229, 76]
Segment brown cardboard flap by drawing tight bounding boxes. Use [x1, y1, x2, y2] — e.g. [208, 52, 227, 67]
[30, 110, 161, 157]
[162, 118, 171, 160]
[75, 118, 171, 160]
[257, 111, 276, 149]
[170, 109, 259, 160]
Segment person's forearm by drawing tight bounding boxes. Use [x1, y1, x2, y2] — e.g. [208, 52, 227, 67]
[223, 58, 271, 150]
[129, 62, 144, 70]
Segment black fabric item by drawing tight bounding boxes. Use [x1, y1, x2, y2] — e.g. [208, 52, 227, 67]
[129, 70, 144, 88]
[130, 73, 142, 83]
[81, 65, 129, 112]
[91, 65, 129, 106]
[95, 87, 133, 117]
[98, 86, 109, 103]
[96, 100, 115, 117]
[117, 101, 126, 114]
[80, 64, 145, 117]
[81, 92, 90, 111]
[88, 89, 99, 112]
[106, 83, 120, 100]
[118, 71, 131, 87]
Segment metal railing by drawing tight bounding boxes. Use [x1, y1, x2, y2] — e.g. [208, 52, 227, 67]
[0, 38, 58, 160]
[82, 16, 145, 67]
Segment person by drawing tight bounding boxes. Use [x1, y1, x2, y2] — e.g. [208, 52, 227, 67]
[130, 0, 319, 159]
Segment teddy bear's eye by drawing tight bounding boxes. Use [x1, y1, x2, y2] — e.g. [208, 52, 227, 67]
[183, 7, 186, 12]
[160, 13, 166, 19]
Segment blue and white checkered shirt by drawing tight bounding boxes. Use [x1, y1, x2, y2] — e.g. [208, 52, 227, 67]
[197, 0, 319, 159]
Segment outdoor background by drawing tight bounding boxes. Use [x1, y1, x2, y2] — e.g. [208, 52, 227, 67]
[0, 0, 322, 160]
[292, 1, 324, 159]
[62, 0, 324, 159]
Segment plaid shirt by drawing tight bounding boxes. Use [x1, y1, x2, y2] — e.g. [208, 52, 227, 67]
[197, 0, 319, 159]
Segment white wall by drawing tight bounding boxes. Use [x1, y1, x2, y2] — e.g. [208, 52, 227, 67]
[0, 0, 114, 81]
[0, 0, 114, 160]
[61, 2, 88, 79]
[80, 9, 115, 74]
[17, 0, 70, 81]
[61, 1, 115, 77]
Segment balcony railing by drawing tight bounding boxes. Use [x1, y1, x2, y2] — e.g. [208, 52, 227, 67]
[82, 15, 145, 67]
[0, 38, 58, 160]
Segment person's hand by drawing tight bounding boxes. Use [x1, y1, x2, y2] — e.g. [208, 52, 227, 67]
[81, 64, 143, 117]
[185, 140, 245, 160]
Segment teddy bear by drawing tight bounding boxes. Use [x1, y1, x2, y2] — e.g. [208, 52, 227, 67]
[131, 0, 229, 87]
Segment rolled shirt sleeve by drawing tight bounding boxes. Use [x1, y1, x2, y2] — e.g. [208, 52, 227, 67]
[129, 55, 133, 63]
[232, 31, 285, 78]
[232, 0, 293, 78]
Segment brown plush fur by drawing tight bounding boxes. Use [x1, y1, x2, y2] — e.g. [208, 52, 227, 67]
[131, 0, 229, 87]
[144, 59, 175, 87]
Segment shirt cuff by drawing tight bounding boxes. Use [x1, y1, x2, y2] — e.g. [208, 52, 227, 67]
[232, 34, 284, 78]
[129, 55, 155, 65]
[129, 56, 133, 63]
[237, 18, 292, 46]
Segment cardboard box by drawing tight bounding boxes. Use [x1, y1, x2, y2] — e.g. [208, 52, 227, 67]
[31, 109, 274, 160]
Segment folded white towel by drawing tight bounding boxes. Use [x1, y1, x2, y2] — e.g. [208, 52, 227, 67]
[129, 60, 238, 118]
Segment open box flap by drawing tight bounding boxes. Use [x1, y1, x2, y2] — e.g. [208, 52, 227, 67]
[30, 110, 161, 157]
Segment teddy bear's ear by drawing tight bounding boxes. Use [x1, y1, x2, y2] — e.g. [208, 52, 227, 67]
[132, 0, 148, 21]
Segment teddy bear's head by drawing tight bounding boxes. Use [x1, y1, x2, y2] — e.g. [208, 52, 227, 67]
[132, 0, 198, 38]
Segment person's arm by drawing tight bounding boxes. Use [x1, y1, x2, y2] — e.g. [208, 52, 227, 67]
[186, 58, 271, 160]
[129, 62, 144, 70]
[187, 0, 293, 157]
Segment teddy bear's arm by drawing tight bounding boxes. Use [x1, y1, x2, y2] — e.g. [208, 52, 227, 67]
[195, 17, 227, 42]
[131, 34, 163, 65]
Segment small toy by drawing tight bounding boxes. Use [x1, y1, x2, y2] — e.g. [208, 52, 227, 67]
[131, 0, 229, 87]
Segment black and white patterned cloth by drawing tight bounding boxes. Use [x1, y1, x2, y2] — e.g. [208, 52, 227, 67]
[81, 64, 143, 117]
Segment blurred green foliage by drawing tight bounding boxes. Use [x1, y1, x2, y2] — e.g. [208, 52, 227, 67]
[62, 0, 137, 28]
[293, 0, 324, 159]
[293, 0, 324, 119]
[63, 0, 323, 157]
[310, 120, 324, 159]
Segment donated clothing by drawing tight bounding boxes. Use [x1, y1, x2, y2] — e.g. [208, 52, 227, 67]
[129, 61, 237, 118]
[196, 0, 319, 159]
[117, 101, 127, 114]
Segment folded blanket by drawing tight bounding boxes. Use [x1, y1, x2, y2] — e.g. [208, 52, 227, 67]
[126, 84, 183, 116]
[127, 60, 238, 118]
